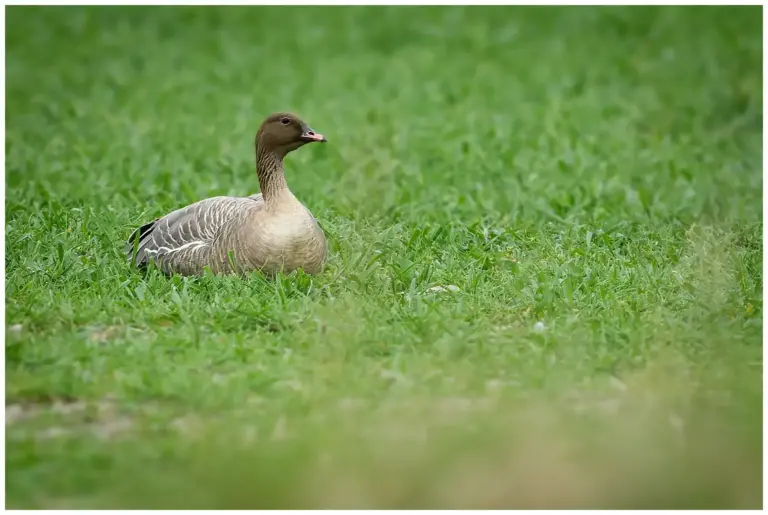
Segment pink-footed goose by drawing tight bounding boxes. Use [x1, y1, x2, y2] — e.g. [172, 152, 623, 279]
[126, 112, 328, 277]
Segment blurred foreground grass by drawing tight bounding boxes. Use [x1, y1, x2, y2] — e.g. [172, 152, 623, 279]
[5, 5, 762, 508]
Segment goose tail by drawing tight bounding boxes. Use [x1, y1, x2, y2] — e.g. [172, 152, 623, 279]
[125, 218, 159, 266]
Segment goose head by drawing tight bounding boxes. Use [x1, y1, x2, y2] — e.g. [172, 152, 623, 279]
[256, 112, 327, 156]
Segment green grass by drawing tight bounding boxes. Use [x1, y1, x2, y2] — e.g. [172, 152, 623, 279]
[5, 5, 763, 509]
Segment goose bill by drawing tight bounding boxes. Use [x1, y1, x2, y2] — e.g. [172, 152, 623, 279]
[301, 130, 327, 143]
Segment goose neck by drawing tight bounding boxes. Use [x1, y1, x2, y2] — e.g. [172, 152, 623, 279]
[256, 145, 289, 202]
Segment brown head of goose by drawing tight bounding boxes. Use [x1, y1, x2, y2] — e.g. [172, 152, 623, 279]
[126, 112, 328, 277]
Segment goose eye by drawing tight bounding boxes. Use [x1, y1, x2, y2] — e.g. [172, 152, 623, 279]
[280, 117, 291, 125]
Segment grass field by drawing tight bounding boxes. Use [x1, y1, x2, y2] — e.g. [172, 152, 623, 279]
[4, 5, 763, 509]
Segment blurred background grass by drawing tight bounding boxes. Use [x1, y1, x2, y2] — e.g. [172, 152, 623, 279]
[5, 5, 763, 509]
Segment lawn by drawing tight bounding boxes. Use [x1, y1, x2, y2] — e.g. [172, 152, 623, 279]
[4, 5, 763, 509]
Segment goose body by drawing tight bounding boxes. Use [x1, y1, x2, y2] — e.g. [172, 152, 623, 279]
[126, 113, 328, 277]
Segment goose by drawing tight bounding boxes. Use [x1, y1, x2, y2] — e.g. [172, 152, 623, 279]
[125, 112, 328, 277]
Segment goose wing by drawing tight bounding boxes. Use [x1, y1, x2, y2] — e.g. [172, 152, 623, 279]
[126, 195, 259, 274]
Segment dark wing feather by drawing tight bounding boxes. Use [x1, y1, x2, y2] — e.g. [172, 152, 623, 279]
[125, 218, 159, 263]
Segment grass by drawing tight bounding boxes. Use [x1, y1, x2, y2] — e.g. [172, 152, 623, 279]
[4, 5, 763, 509]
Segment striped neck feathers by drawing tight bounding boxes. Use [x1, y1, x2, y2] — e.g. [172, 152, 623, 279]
[255, 144, 290, 203]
